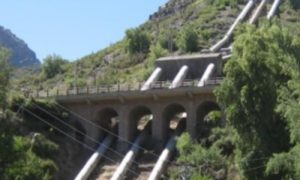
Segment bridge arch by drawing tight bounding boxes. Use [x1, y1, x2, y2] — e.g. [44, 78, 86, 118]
[94, 107, 119, 141]
[127, 105, 153, 141]
[196, 100, 221, 139]
[162, 103, 187, 137]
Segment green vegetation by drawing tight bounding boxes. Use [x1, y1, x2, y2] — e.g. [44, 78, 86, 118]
[212, 0, 242, 8]
[5, 0, 300, 179]
[167, 112, 236, 179]
[1, 48, 78, 179]
[126, 28, 151, 55]
[169, 21, 300, 179]
[168, 1, 300, 177]
[42, 55, 68, 79]
[177, 24, 199, 52]
[216, 22, 298, 179]
[13, 0, 244, 91]
[0, 47, 10, 109]
[0, 48, 59, 179]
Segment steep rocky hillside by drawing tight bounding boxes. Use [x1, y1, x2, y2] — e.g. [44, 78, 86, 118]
[0, 25, 40, 67]
[16, 0, 245, 90]
[13, 0, 300, 91]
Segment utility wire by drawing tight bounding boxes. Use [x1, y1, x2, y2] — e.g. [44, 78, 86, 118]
[36, 101, 276, 175]
[54, 102, 189, 167]
[20, 105, 141, 177]
[54, 102, 272, 168]
[31, 102, 141, 167]
[54, 102, 165, 159]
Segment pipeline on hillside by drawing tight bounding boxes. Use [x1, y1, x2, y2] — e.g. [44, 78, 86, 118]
[141, 67, 162, 91]
[197, 63, 215, 87]
[225, 0, 281, 52]
[267, 0, 281, 19]
[249, 0, 268, 24]
[148, 119, 186, 180]
[169, 65, 189, 89]
[110, 122, 152, 180]
[210, 0, 255, 52]
[75, 134, 115, 180]
[225, 0, 268, 50]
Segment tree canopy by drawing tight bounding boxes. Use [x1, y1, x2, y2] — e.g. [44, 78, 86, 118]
[215, 22, 300, 179]
[0, 47, 10, 109]
[42, 55, 68, 79]
[177, 25, 199, 53]
[125, 28, 151, 55]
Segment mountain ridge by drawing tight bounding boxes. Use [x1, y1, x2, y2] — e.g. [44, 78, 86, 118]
[0, 25, 40, 67]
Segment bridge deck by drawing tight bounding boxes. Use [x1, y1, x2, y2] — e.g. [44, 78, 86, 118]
[29, 78, 223, 101]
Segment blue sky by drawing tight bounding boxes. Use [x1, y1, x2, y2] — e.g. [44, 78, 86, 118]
[0, 1, 168, 61]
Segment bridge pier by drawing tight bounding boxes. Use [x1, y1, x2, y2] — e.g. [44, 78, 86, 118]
[151, 104, 165, 151]
[186, 101, 197, 139]
[117, 107, 131, 153]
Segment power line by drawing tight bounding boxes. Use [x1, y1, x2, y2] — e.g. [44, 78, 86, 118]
[54, 102, 165, 159]
[19, 105, 141, 177]
[33, 101, 276, 175]
[31, 102, 141, 167]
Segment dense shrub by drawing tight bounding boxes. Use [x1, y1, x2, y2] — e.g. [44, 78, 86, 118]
[177, 25, 199, 52]
[42, 55, 68, 79]
[126, 28, 151, 55]
[211, 0, 244, 8]
[170, 133, 228, 179]
[0, 47, 10, 109]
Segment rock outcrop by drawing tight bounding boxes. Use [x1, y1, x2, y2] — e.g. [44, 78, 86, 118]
[0, 25, 40, 67]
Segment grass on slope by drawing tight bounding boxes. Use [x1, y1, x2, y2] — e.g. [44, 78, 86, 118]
[12, 0, 260, 91]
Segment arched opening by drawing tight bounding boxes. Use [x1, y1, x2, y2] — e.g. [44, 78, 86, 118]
[196, 101, 221, 140]
[163, 103, 187, 138]
[128, 106, 153, 139]
[95, 108, 119, 141]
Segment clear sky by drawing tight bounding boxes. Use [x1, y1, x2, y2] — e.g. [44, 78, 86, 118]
[0, 0, 168, 62]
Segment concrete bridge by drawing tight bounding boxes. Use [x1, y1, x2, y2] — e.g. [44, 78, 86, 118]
[32, 53, 224, 150]
[54, 78, 222, 150]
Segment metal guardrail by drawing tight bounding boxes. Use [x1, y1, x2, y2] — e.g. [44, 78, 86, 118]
[29, 78, 223, 98]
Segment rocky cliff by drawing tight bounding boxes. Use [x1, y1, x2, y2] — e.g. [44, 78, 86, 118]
[0, 26, 40, 67]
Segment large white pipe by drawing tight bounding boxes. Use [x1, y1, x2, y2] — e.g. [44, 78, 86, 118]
[141, 67, 162, 91]
[224, 0, 267, 52]
[75, 135, 115, 180]
[210, 0, 255, 52]
[110, 123, 151, 180]
[267, 0, 281, 20]
[148, 137, 176, 180]
[249, 0, 267, 24]
[148, 120, 185, 180]
[169, 65, 189, 89]
[198, 63, 215, 87]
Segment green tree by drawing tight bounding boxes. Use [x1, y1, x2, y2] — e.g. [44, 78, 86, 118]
[212, 0, 242, 8]
[42, 54, 68, 79]
[177, 25, 199, 53]
[157, 30, 178, 52]
[264, 22, 300, 178]
[169, 133, 228, 179]
[1, 136, 57, 180]
[0, 47, 10, 109]
[126, 28, 151, 55]
[0, 98, 60, 179]
[215, 23, 300, 179]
